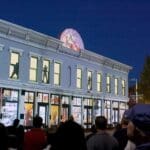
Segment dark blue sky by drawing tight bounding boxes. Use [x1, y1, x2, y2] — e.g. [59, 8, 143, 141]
[0, 0, 150, 80]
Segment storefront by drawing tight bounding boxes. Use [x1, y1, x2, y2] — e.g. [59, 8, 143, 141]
[0, 19, 131, 128]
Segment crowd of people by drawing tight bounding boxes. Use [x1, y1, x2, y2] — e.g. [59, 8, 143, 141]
[0, 103, 150, 150]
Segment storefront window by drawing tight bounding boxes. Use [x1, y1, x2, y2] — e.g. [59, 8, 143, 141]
[84, 98, 93, 128]
[25, 92, 34, 102]
[104, 100, 111, 124]
[61, 96, 69, 122]
[119, 102, 127, 122]
[1, 89, 18, 126]
[62, 96, 69, 104]
[50, 95, 60, 126]
[37, 93, 49, 103]
[24, 91, 34, 126]
[72, 97, 82, 124]
[94, 99, 102, 116]
[112, 101, 119, 123]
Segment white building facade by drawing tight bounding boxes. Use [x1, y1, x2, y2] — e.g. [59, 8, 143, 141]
[0, 19, 131, 128]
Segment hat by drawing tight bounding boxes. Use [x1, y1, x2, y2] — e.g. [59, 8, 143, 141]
[126, 104, 150, 135]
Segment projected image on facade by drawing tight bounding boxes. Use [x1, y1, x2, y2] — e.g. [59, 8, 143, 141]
[60, 28, 84, 51]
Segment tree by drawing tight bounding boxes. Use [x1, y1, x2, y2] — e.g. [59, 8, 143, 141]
[139, 55, 150, 103]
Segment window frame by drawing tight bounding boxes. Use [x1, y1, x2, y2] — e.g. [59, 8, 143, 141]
[76, 68, 82, 89]
[29, 56, 38, 82]
[54, 62, 61, 86]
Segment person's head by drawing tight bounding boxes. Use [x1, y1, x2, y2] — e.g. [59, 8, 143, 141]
[126, 104, 150, 145]
[13, 119, 20, 127]
[68, 115, 74, 122]
[90, 124, 97, 133]
[95, 116, 107, 130]
[33, 116, 43, 128]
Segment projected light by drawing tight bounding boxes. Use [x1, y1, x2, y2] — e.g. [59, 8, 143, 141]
[60, 28, 84, 51]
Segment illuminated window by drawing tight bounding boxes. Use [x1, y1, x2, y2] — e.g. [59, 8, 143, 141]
[9, 52, 19, 79]
[106, 75, 111, 93]
[115, 78, 119, 95]
[37, 93, 49, 103]
[42, 60, 50, 83]
[87, 71, 92, 90]
[122, 80, 126, 96]
[97, 73, 102, 92]
[54, 62, 61, 85]
[25, 91, 34, 102]
[29, 56, 38, 82]
[76, 68, 82, 89]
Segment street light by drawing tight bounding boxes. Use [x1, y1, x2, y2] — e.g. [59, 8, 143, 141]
[130, 78, 138, 103]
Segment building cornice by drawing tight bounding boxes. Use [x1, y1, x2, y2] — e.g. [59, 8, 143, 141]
[0, 19, 132, 73]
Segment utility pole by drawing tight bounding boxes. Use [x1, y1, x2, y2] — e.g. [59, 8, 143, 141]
[135, 78, 138, 103]
[130, 78, 138, 103]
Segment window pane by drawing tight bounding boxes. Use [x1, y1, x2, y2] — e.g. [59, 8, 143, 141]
[115, 78, 118, 95]
[54, 63, 60, 73]
[87, 71, 92, 90]
[9, 52, 19, 79]
[42, 60, 50, 83]
[97, 73, 102, 92]
[54, 63, 60, 85]
[31, 57, 37, 68]
[29, 57, 38, 81]
[29, 69, 36, 81]
[76, 68, 82, 89]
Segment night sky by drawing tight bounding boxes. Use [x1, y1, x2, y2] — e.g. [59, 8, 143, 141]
[0, 0, 150, 81]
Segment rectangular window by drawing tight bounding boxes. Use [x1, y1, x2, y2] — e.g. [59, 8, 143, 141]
[76, 68, 82, 89]
[54, 62, 61, 85]
[42, 60, 50, 83]
[106, 75, 111, 93]
[122, 80, 126, 96]
[97, 73, 102, 92]
[29, 56, 38, 82]
[9, 52, 19, 79]
[87, 71, 92, 90]
[115, 78, 119, 95]
[37, 93, 49, 103]
[25, 91, 34, 103]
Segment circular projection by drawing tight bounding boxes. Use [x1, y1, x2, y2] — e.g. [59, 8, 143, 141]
[60, 28, 84, 51]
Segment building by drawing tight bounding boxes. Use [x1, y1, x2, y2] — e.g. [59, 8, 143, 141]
[0, 19, 132, 128]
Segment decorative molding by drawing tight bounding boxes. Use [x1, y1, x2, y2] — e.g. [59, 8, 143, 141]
[29, 52, 41, 60]
[0, 19, 132, 73]
[9, 46, 24, 56]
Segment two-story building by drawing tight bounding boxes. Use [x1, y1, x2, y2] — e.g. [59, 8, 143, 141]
[0, 19, 132, 128]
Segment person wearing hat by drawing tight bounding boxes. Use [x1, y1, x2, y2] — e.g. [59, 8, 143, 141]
[125, 104, 150, 150]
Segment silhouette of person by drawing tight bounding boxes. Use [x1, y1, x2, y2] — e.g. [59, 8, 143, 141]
[88, 76, 92, 90]
[43, 65, 48, 83]
[10, 62, 19, 78]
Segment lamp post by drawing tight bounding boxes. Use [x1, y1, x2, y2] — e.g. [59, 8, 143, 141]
[130, 78, 138, 103]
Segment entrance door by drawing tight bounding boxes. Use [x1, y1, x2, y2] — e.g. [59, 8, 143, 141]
[50, 105, 59, 126]
[38, 103, 48, 126]
[84, 106, 92, 129]
[112, 108, 119, 124]
[61, 104, 69, 122]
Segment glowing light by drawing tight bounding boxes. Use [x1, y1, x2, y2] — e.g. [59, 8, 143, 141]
[60, 28, 84, 51]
